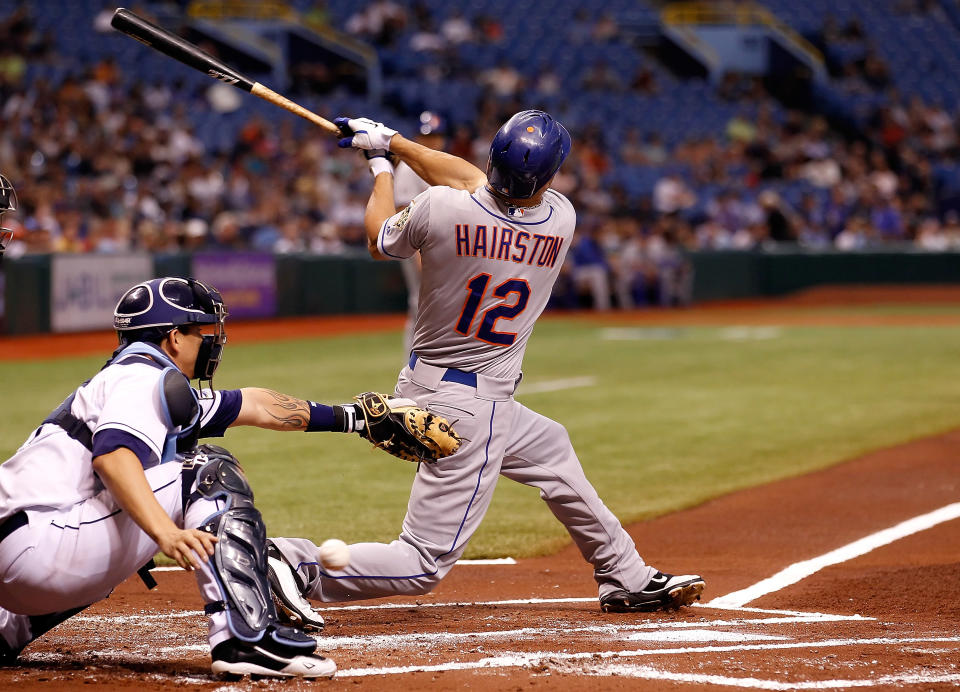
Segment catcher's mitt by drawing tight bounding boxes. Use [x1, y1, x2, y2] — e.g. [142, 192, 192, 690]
[355, 392, 462, 463]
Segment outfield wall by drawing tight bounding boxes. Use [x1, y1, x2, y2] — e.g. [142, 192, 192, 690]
[2, 250, 960, 334]
[689, 250, 960, 301]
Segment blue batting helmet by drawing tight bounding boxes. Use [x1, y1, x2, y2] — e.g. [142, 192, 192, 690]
[114, 277, 228, 385]
[486, 110, 571, 200]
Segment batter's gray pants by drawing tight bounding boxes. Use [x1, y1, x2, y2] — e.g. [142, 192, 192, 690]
[272, 360, 654, 602]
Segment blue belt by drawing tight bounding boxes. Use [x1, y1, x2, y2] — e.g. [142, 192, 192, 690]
[408, 353, 477, 388]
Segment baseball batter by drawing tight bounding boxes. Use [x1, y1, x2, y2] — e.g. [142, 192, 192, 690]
[267, 111, 704, 615]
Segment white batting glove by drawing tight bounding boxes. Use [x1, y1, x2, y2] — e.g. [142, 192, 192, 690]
[335, 116, 398, 151]
[364, 149, 394, 177]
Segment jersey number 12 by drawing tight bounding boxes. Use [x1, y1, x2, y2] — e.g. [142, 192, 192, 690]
[454, 273, 530, 346]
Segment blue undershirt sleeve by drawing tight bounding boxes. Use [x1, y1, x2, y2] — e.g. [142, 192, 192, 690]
[91, 429, 159, 469]
[198, 389, 242, 438]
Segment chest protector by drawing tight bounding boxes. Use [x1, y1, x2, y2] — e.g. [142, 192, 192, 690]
[43, 342, 201, 463]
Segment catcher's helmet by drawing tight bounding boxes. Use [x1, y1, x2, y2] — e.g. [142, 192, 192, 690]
[114, 277, 228, 386]
[485, 110, 571, 200]
[0, 174, 17, 253]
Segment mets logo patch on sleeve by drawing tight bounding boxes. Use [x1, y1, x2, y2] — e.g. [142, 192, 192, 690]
[394, 203, 414, 230]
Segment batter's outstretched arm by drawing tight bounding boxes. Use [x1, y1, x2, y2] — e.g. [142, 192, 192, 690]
[389, 134, 487, 192]
[364, 169, 396, 260]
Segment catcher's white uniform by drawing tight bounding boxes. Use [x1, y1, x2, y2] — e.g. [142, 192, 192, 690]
[272, 184, 655, 601]
[0, 348, 241, 653]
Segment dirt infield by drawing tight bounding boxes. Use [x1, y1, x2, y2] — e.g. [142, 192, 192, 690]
[4, 429, 957, 690]
[2, 287, 959, 689]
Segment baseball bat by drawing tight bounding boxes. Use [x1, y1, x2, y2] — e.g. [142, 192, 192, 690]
[110, 8, 341, 135]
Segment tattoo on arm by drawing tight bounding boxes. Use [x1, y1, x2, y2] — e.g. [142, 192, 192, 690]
[262, 390, 310, 430]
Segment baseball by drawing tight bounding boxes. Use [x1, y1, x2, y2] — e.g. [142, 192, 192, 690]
[318, 538, 350, 570]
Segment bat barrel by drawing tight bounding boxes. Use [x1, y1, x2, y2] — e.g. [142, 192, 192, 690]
[111, 7, 255, 92]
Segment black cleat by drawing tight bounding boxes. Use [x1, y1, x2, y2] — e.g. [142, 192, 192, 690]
[600, 572, 705, 613]
[266, 541, 325, 632]
[210, 629, 335, 679]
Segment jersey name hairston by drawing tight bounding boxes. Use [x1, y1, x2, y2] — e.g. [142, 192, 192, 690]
[455, 224, 564, 268]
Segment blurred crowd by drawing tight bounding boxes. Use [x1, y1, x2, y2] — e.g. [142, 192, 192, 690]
[4, 2, 960, 311]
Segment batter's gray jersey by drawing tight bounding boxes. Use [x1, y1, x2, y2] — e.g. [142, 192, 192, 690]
[392, 161, 429, 207]
[378, 185, 575, 378]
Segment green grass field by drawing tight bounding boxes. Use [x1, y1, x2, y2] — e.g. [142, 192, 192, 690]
[3, 309, 960, 559]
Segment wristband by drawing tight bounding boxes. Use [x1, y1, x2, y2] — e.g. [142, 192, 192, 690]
[306, 401, 335, 432]
[332, 403, 365, 433]
[368, 157, 394, 178]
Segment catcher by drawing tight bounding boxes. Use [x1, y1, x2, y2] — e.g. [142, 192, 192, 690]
[0, 272, 459, 677]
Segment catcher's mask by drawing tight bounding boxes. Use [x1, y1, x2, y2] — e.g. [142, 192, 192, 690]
[0, 174, 17, 254]
[114, 277, 228, 389]
[485, 110, 571, 200]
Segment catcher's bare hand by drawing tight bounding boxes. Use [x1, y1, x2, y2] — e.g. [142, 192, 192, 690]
[354, 391, 462, 463]
[156, 527, 218, 571]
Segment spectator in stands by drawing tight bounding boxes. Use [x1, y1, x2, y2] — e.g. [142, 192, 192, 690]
[569, 222, 612, 311]
[653, 172, 696, 215]
[629, 63, 658, 95]
[759, 190, 797, 244]
[309, 221, 345, 255]
[914, 216, 948, 251]
[835, 215, 873, 250]
[479, 59, 523, 98]
[440, 10, 473, 45]
[345, 0, 407, 45]
[581, 59, 623, 93]
[6, 0, 960, 320]
[870, 196, 906, 241]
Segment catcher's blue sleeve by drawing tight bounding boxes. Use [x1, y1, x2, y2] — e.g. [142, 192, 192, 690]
[197, 389, 242, 438]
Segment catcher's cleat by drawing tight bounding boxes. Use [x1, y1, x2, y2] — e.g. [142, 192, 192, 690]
[211, 631, 335, 679]
[266, 541, 325, 632]
[600, 572, 705, 613]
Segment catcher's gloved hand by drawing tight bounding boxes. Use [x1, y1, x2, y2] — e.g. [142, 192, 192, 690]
[335, 116, 398, 151]
[354, 391, 462, 463]
[363, 148, 395, 177]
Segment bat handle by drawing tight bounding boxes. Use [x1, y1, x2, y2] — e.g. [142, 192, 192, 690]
[250, 83, 341, 136]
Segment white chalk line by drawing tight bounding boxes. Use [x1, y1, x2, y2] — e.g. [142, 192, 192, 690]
[332, 636, 960, 678]
[580, 664, 960, 690]
[72, 598, 870, 625]
[706, 604, 871, 619]
[29, 615, 834, 657]
[456, 557, 517, 565]
[65, 612, 870, 654]
[517, 376, 597, 394]
[307, 616, 843, 650]
[708, 501, 960, 608]
[23, 635, 960, 683]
